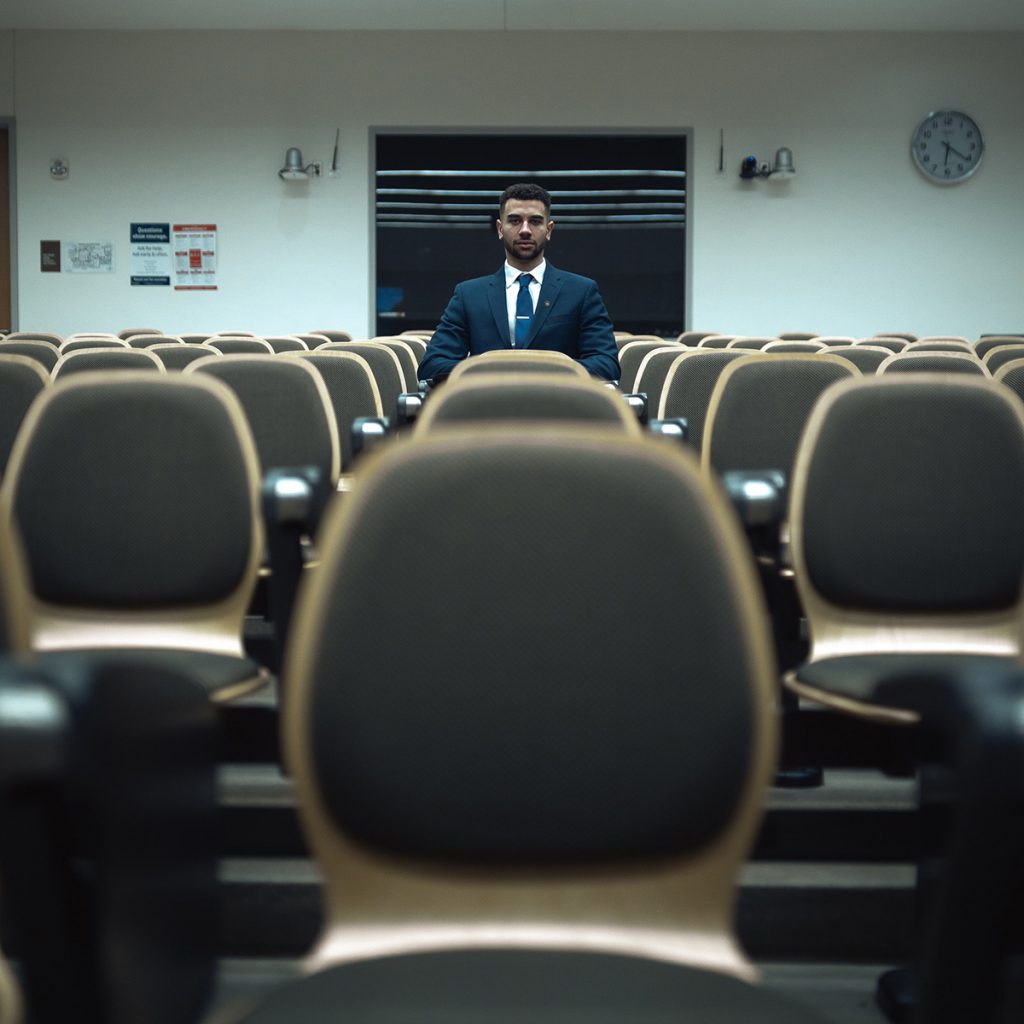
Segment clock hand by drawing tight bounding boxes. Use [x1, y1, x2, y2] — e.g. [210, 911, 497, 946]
[943, 141, 951, 166]
[946, 143, 971, 161]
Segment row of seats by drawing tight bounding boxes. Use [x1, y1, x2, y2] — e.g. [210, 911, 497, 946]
[3, 356, 1021, 1022]
[618, 336, 1024, 418]
[0, 332, 437, 485]
[1, 331, 1022, 1022]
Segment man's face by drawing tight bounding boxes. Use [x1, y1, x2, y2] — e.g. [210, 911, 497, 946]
[497, 199, 553, 268]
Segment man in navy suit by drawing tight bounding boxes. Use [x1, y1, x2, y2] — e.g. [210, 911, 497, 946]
[418, 183, 620, 383]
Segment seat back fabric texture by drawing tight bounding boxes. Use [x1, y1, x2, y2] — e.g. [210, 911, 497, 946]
[445, 349, 590, 383]
[413, 374, 641, 436]
[790, 375, 1024, 659]
[0, 373, 263, 656]
[656, 349, 751, 452]
[0, 355, 49, 479]
[283, 426, 777, 974]
[187, 355, 340, 486]
[285, 351, 383, 471]
[702, 354, 859, 478]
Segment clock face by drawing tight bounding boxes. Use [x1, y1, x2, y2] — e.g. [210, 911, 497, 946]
[911, 110, 983, 184]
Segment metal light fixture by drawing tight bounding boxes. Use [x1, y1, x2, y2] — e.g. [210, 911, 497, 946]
[279, 147, 312, 181]
[50, 158, 69, 181]
[739, 147, 796, 181]
[770, 147, 795, 178]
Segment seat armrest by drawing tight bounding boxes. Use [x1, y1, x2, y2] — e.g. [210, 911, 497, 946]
[648, 417, 689, 445]
[721, 470, 787, 529]
[351, 416, 392, 463]
[623, 392, 649, 424]
[395, 392, 425, 428]
[261, 467, 330, 671]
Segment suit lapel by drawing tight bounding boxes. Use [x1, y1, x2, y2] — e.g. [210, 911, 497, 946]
[525, 265, 562, 348]
[487, 268, 510, 345]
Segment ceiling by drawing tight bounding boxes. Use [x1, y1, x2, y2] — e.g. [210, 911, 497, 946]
[3, 0, 1024, 33]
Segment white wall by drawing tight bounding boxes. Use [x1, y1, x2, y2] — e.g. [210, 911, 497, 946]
[5, 29, 1024, 337]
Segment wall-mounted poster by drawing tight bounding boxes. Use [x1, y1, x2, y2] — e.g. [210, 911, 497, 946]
[131, 223, 171, 286]
[173, 224, 217, 291]
[40, 240, 61, 272]
[65, 241, 114, 273]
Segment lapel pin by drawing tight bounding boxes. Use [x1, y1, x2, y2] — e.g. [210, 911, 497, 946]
[544, 300, 551, 307]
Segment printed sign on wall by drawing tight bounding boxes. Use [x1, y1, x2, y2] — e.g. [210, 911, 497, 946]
[65, 242, 114, 273]
[173, 224, 217, 291]
[40, 240, 61, 273]
[130, 223, 171, 286]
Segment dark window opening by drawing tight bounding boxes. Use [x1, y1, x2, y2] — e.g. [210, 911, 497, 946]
[374, 133, 687, 337]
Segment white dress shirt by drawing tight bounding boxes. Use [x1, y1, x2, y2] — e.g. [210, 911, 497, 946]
[504, 259, 546, 346]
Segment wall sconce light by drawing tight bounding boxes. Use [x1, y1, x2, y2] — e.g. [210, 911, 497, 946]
[739, 147, 795, 182]
[50, 158, 69, 181]
[279, 147, 316, 181]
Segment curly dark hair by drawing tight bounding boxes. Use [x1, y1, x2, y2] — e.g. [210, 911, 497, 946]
[498, 183, 552, 218]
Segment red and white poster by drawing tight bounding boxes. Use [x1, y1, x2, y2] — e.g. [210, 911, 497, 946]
[173, 224, 217, 290]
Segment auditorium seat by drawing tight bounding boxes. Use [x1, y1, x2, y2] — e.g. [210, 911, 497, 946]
[702, 354, 859, 483]
[675, 329, 720, 345]
[616, 339, 679, 391]
[218, 424, 830, 1024]
[125, 333, 185, 348]
[411, 373, 642, 436]
[0, 372, 269, 702]
[309, 329, 352, 344]
[397, 335, 427, 360]
[205, 337, 275, 355]
[783, 374, 1024, 723]
[52, 346, 165, 379]
[906, 339, 973, 353]
[993, 357, 1024, 405]
[632, 345, 693, 413]
[820, 345, 891, 374]
[983, 343, 1024, 375]
[861, 337, 909, 353]
[186, 355, 340, 490]
[318, 342, 407, 421]
[0, 342, 58, 374]
[59, 337, 129, 354]
[0, 341, 59, 374]
[64, 332, 121, 343]
[810, 336, 858, 347]
[777, 332, 820, 341]
[877, 351, 988, 376]
[294, 333, 331, 349]
[697, 334, 736, 348]
[263, 336, 309, 354]
[284, 350, 383, 474]
[4, 332, 61, 348]
[727, 337, 778, 350]
[0, 355, 49, 480]
[369, 336, 420, 391]
[0, 950, 20, 1024]
[973, 335, 1023, 360]
[150, 343, 222, 371]
[872, 332, 917, 343]
[446, 349, 590, 382]
[656, 349, 752, 452]
[914, 336, 970, 346]
[117, 327, 162, 340]
[763, 340, 826, 353]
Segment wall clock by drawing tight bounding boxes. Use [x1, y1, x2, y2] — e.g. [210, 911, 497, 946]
[911, 110, 983, 184]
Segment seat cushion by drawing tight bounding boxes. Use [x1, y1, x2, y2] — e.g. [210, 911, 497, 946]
[234, 949, 830, 1023]
[35, 649, 268, 703]
[794, 653, 1017, 705]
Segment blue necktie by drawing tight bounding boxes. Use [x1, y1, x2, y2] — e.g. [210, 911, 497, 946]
[514, 273, 534, 346]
